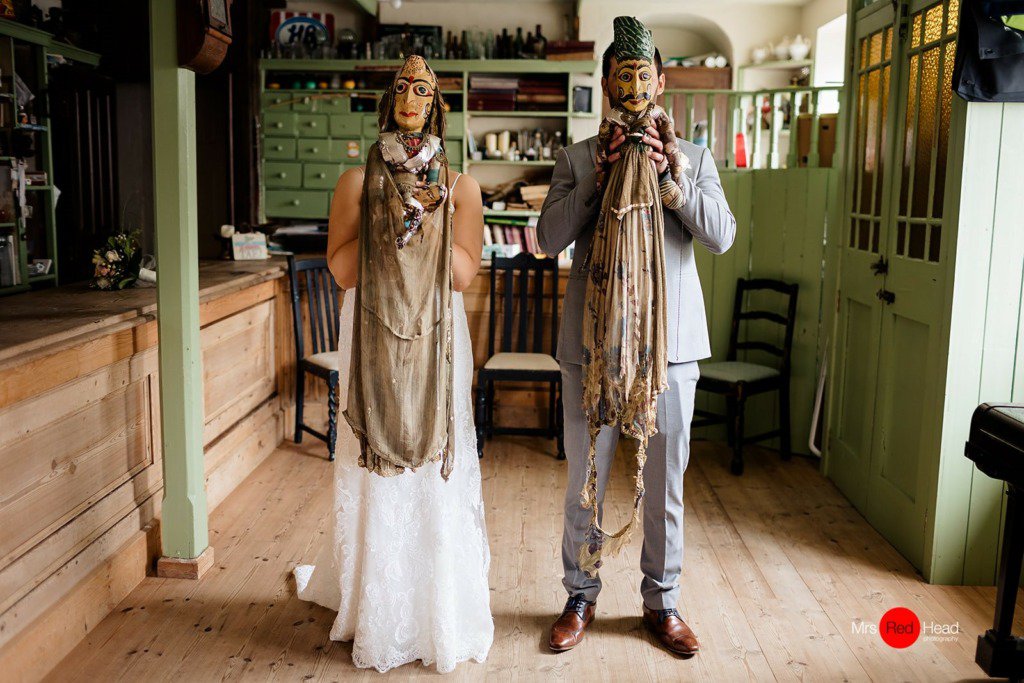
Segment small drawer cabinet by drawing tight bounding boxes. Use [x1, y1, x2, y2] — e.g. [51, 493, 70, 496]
[259, 89, 465, 221]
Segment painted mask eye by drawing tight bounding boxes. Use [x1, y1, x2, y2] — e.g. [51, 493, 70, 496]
[618, 71, 632, 83]
[639, 71, 652, 81]
[414, 84, 431, 97]
[395, 81, 409, 94]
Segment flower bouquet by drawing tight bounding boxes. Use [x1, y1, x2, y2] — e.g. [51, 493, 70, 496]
[91, 230, 142, 290]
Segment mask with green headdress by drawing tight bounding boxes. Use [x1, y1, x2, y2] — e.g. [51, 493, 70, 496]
[577, 16, 689, 578]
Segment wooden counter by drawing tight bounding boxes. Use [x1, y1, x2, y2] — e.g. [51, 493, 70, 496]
[0, 259, 294, 676]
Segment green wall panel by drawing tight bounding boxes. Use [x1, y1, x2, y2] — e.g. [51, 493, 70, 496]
[694, 168, 835, 457]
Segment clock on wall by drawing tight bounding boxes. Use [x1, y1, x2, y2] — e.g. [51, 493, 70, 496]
[178, 0, 234, 74]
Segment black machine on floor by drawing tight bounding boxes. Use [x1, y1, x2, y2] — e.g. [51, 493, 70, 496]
[966, 403, 1024, 681]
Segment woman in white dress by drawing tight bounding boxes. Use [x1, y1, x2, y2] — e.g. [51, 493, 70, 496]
[293, 57, 492, 674]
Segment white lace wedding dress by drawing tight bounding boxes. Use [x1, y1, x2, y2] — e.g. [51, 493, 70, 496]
[293, 289, 493, 674]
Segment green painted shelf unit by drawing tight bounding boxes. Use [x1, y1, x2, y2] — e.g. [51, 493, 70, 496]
[258, 58, 597, 221]
[0, 18, 100, 296]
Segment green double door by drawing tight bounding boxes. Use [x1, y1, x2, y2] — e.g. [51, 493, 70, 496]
[828, 0, 960, 570]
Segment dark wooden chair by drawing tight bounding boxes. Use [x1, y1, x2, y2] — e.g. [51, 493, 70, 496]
[287, 255, 340, 461]
[475, 253, 564, 459]
[693, 277, 799, 476]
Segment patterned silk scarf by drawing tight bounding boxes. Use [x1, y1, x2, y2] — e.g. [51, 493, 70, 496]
[344, 138, 456, 479]
[579, 104, 686, 576]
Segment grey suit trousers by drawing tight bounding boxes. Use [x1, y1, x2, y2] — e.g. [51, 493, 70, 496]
[560, 359, 699, 611]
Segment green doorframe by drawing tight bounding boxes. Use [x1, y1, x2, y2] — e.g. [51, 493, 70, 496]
[150, 0, 210, 565]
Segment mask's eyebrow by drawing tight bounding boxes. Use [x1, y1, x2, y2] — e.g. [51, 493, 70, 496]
[411, 78, 435, 88]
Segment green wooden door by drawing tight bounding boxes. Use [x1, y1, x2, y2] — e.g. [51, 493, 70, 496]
[829, 0, 960, 569]
[829, 4, 897, 513]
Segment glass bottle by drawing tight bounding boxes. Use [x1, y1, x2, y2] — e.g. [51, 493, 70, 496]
[534, 24, 547, 58]
[514, 27, 524, 58]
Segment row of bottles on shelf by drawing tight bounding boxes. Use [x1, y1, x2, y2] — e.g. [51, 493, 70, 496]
[263, 22, 590, 62]
[444, 25, 547, 60]
[471, 128, 564, 162]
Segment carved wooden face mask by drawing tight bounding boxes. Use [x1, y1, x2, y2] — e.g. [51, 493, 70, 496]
[612, 58, 656, 114]
[392, 56, 436, 133]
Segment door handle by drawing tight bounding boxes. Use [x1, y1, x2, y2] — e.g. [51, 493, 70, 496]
[870, 256, 888, 275]
[876, 288, 896, 305]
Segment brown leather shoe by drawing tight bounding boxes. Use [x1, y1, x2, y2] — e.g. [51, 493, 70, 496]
[642, 605, 700, 656]
[548, 594, 596, 652]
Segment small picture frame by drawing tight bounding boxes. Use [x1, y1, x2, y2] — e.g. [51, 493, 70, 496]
[232, 232, 269, 260]
[572, 86, 593, 114]
[28, 258, 51, 275]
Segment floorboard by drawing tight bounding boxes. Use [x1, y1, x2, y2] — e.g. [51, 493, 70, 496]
[41, 437, 1011, 682]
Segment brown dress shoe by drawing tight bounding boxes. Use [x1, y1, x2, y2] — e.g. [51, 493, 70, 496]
[642, 605, 700, 655]
[549, 594, 596, 652]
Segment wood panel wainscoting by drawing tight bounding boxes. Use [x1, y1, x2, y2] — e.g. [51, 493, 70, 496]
[0, 260, 295, 681]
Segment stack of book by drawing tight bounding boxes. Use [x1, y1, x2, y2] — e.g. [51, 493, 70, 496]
[483, 214, 536, 253]
[436, 76, 463, 92]
[481, 215, 572, 265]
[468, 75, 518, 111]
[516, 77, 567, 111]
[0, 234, 20, 287]
[545, 40, 595, 61]
[519, 184, 549, 211]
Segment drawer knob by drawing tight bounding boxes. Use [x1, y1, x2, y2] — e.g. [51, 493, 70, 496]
[273, 145, 282, 151]
[290, 199, 300, 206]
[310, 147, 319, 153]
[276, 173, 287, 178]
[317, 172, 326, 178]
[307, 121, 317, 127]
[273, 122, 282, 128]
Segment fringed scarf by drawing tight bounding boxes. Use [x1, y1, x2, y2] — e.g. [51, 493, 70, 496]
[579, 103, 688, 577]
[344, 136, 456, 480]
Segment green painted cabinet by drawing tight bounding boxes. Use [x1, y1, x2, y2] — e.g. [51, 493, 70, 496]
[257, 58, 596, 221]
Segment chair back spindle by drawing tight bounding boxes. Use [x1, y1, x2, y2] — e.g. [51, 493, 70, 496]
[726, 277, 799, 375]
[487, 253, 559, 357]
[288, 255, 341, 359]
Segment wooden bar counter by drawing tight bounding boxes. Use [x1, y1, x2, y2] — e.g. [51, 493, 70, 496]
[0, 259, 294, 675]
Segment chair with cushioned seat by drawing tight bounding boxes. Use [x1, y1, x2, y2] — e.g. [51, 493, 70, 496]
[693, 277, 799, 475]
[476, 253, 564, 459]
[287, 255, 341, 461]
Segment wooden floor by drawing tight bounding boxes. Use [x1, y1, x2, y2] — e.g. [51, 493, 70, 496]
[44, 435, 1016, 682]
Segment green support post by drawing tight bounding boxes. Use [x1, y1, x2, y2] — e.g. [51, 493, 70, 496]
[150, 0, 212, 578]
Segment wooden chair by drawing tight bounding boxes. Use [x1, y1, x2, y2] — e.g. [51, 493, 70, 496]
[475, 253, 565, 459]
[287, 255, 340, 461]
[693, 277, 799, 476]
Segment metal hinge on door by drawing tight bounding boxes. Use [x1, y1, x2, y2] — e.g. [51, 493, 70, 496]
[892, 0, 910, 39]
[877, 288, 896, 304]
[870, 256, 889, 275]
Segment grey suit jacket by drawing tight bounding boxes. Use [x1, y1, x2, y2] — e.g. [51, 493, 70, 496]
[537, 136, 737, 365]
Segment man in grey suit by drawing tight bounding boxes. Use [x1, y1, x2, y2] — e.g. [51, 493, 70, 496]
[538, 44, 736, 656]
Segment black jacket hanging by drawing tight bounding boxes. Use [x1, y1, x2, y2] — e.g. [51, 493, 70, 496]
[953, 1, 1024, 101]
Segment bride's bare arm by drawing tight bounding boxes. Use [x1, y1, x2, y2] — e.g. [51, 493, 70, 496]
[326, 167, 363, 290]
[451, 173, 483, 292]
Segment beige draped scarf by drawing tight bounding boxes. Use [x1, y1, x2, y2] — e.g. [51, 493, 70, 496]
[578, 104, 685, 576]
[344, 141, 456, 479]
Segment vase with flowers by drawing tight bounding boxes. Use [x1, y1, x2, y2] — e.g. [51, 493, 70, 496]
[91, 229, 142, 290]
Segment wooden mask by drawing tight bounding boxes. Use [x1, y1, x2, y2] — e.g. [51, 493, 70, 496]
[609, 16, 657, 114]
[391, 56, 436, 133]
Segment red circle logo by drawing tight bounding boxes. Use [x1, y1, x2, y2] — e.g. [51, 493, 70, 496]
[879, 607, 920, 648]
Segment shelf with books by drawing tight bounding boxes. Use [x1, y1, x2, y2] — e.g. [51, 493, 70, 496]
[467, 159, 556, 167]
[467, 110, 572, 118]
[483, 209, 540, 217]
